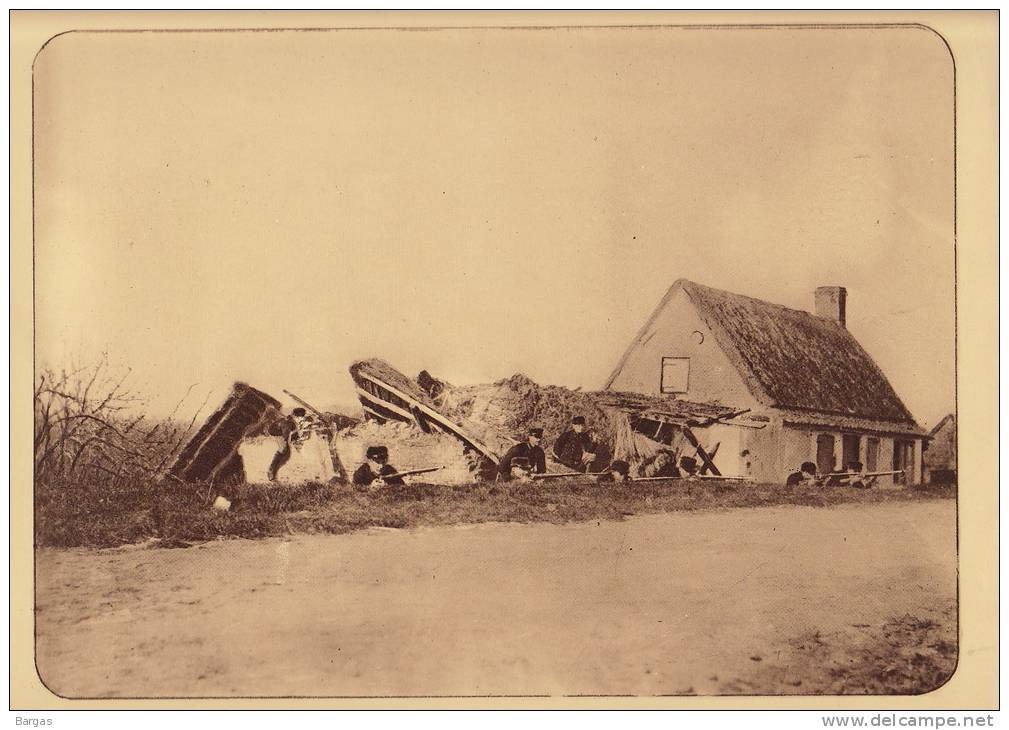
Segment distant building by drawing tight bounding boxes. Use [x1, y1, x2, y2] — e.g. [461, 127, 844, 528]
[605, 279, 926, 483]
[924, 414, 956, 484]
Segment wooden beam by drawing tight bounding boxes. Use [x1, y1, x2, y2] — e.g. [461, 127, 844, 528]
[681, 427, 721, 476]
[699, 441, 721, 475]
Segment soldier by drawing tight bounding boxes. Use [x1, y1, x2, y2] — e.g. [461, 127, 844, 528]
[598, 460, 630, 484]
[785, 461, 818, 487]
[353, 446, 405, 488]
[497, 428, 547, 481]
[678, 455, 699, 477]
[553, 416, 595, 472]
[266, 414, 296, 481]
[637, 449, 680, 479]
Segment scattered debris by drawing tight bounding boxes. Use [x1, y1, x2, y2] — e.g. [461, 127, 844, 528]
[171, 359, 761, 487]
[350, 358, 499, 467]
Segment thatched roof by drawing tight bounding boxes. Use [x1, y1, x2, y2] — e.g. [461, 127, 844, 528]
[350, 358, 435, 407]
[609, 279, 922, 433]
[924, 413, 956, 469]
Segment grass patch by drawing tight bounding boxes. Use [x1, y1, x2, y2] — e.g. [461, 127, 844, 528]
[35, 477, 956, 550]
[721, 601, 958, 694]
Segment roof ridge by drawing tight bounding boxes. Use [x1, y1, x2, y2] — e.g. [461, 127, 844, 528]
[680, 279, 838, 324]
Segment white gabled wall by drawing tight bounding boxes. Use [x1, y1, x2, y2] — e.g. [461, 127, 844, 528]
[607, 287, 760, 411]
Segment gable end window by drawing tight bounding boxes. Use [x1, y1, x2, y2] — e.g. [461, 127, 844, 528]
[660, 357, 690, 394]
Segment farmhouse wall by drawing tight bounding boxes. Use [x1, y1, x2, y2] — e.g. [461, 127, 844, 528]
[607, 290, 760, 410]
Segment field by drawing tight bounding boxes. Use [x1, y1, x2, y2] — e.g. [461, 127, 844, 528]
[35, 498, 956, 698]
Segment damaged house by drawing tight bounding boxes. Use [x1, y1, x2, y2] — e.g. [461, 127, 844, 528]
[168, 280, 929, 488]
[604, 279, 927, 483]
[924, 414, 956, 484]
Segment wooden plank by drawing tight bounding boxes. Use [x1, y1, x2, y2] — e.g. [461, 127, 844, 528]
[681, 426, 721, 476]
[355, 386, 414, 421]
[354, 370, 499, 461]
[360, 404, 390, 423]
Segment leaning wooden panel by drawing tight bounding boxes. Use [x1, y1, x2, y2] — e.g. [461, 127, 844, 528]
[168, 382, 282, 484]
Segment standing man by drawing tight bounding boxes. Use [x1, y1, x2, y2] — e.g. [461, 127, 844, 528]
[497, 428, 547, 481]
[553, 416, 596, 472]
[353, 445, 405, 488]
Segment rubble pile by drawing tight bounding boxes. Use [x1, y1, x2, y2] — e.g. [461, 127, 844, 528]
[437, 374, 665, 466]
[438, 375, 604, 449]
[170, 362, 686, 488]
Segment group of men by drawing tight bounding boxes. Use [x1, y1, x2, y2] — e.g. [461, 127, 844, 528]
[784, 460, 871, 488]
[499, 416, 589, 480]
[496, 416, 633, 483]
[350, 415, 635, 488]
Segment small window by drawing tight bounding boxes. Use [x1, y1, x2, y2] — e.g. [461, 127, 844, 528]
[660, 357, 689, 394]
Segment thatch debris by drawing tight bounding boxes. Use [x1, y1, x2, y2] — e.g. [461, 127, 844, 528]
[349, 358, 499, 466]
[349, 358, 750, 476]
[173, 360, 757, 486]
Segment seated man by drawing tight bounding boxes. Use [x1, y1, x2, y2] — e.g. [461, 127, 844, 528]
[497, 428, 547, 481]
[598, 460, 630, 484]
[506, 456, 534, 482]
[352, 445, 404, 488]
[553, 416, 595, 472]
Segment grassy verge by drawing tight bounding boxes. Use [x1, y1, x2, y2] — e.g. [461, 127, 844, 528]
[35, 477, 956, 550]
[720, 601, 958, 694]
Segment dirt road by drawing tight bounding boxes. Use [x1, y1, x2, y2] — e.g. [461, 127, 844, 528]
[35, 500, 955, 697]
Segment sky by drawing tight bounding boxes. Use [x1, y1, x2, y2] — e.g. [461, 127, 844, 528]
[33, 25, 955, 428]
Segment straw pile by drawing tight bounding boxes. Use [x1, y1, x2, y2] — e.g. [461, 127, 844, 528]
[346, 358, 684, 476]
[436, 374, 666, 466]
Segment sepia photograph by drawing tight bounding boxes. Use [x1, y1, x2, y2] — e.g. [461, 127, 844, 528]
[16, 12, 993, 707]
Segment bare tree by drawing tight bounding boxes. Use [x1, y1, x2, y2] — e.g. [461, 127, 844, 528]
[34, 354, 206, 487]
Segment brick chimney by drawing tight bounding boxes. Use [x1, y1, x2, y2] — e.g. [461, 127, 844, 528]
[815, 286, 847, 328]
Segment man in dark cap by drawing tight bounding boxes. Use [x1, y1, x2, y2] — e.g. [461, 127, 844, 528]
[678, 455, 699, 477]
[497, 428, 547, 481]
[553, 416, 597, 472]
[785, 461, 818, 487]
[353, 445, 405, 488]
